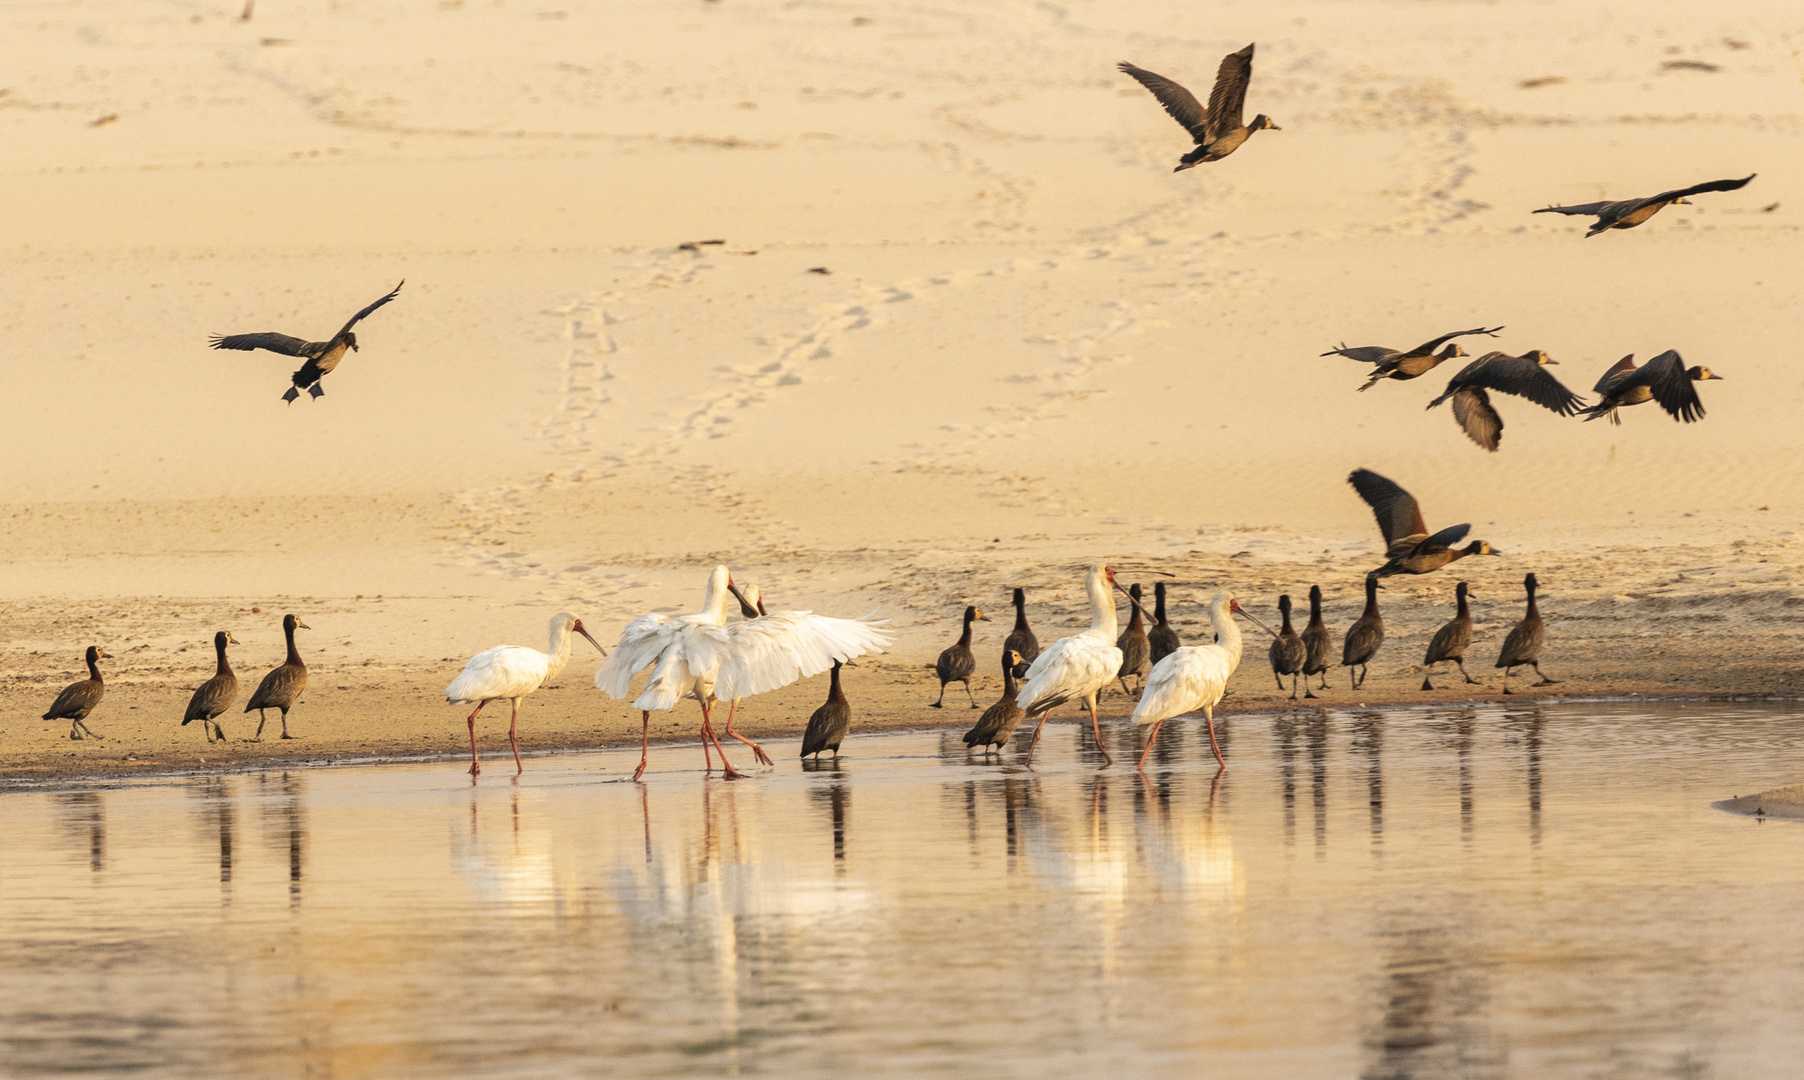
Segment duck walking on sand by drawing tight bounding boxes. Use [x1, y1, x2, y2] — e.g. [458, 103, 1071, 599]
[1342, 576, 1384, 689]
[1118, 44, 1278, 170]
[42, 646, 113, 741]
[800, 660, 851, 760]
[447, 613, 605, 776]
[1018, 564, 1149, 767]
[1349, 468, 1500, 577]
[1534, 174, 1755, 237]
[1130, 590, 1269, 771]
[244, 614, 311, 740]
[1269, 594, 1306, 700]
[1115, 583, 1151, 697]
[1322, 327, 1505, 391]
[933, 605, 989, 709]
[1427, 350, 1587, 452]
[182, 631, 241, 743]
[1148, 582, 1181, 665]
[1301, 585, 1331, 697]
[1422, 582, 1481, 690]
[209, 280, 403, 402]
[1582, 351, 1723, 425]
[964, 650, 1027, 754]
[1497, 573, 1557, 693]
[1004, 588, 1040, 675]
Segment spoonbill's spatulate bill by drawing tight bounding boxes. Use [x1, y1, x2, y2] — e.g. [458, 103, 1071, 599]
[446, 612, 604, 777]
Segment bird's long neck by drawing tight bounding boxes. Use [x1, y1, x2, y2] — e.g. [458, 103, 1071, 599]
[1153, 587, 1167, 625]
[284, 620, 303, 666]
[1279, 603, 1294, 634]
[1363, 581, 1381, 619]
[1126, 600, 1143, 632]
[958, 612, 975, 647]
[215, 638, 232, 677]
[828, 662, 844, 702]
[1087, 575, 1118, 638]
[1013, 595, 1029, 632]
[1002, 659, 1018, 696]
[1212, 602, 1243, 661]
[1456, 590, 1470, 620]
[1307, 591, 1323, 629]
[701, 573, 732, 624]
[544, 621, 574, 682]
[1526, 583, 1539, 619]
[87, 652, 102, 683]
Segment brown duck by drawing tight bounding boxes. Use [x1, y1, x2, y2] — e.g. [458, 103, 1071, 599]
[963, 650, 1026, 753]
[1534, 174, 1755, 236]
[933, 605, 988, 708]
[800, 660, 851, 760]
[210, 280, 402, 402]
[1115, 582, 1151, 696]
[42, 645, 113, 741]
[1268, 594, 1306, 699]
[1349, 468, 1499, 577]
[182, 631, 241, 743]
[1427, 350, 1587, 452]
[1118, 44, 1278, 170]
[1497, 573, 1557, 693]
[1300, 585, 1331, 696]
[1322, 326, 1504, 391]
[1341, 576, 1384, 689]
[1004, 587, 1040, 676]
[244, 614, 311, 740]
[1421, 582, 1481, 690]
[1148, 581, 1181, 666]
[1582, 350, 1722, 425]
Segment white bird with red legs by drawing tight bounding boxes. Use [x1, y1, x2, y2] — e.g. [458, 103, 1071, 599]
[447, 613, 606, 777]
[1130, 590, 1273, 773]
[1015, 564, 1157, 767]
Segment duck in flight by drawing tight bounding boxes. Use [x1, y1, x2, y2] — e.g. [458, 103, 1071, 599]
[1348, 468, 1499, 578]
[210, 281, 403, 402]
[1118, 44, 1279, 170]
[1427, 350, 1585, 452]
[1582, 350, 1722, 425]
[1534, 174, 1755, 236]
[1321, 326, 1505, 391]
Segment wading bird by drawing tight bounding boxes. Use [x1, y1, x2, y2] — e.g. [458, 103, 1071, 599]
[1301, 585, 1331, 696]
[1348, 468, 1500, 577]
[720, 581, 775, 764]
[209, 280, 403, 402]
[1130, 590, 1267, 771]
[1422, 582, 1480, 690]
[244, 613, 310, 740]
[1118, 44, 1278, 170]
[1149, 582, 1181, 665]
[1017, 564, 1154, 767]
[447, 613, 604, 776]
[1582, 351, 1722, 425]
[42, 646, 112, 741]
[1004, 587, 1039, 675]
[182, 631, 240, 743]
[1342, 577, 1384, 689]
[1269, 594, 1306, 699]
[800, 660, 851, 760]
[1427, 350, 1586, 452]
[1321, 327, 1504, 391]
[933, 605, 988, 709]
[964, 650, 1027, 754]
[1497, 573, 1557, 693]
[1533, 174, 1755, 236]
[1116, 583, 1151, 697]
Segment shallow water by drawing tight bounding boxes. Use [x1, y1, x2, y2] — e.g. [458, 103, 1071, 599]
[2, 701, 1802, 1078]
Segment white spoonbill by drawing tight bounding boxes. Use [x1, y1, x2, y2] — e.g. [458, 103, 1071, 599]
[1128, 590, 1271, 772]
[1016, 564, 1156, 767]
[447, 612, 605, 777]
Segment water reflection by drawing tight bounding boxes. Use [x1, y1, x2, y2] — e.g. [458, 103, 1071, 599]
[4, 702, 1804, 1078]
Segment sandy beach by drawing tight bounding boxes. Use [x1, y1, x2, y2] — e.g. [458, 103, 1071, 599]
[5, 0, 1802, 783]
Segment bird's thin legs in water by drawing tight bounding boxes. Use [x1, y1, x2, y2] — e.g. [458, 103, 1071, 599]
[700, 701, 742, 780]
[1136, 717, 1169, 772]
[507, 699, 523, 776]
[1458, 659, 1481, 685]
[1532, 662, 1559, 687]
[466, 702, 487, 776]
[1024, 713, 1051, 766]
[1087, 701, 1114, 768]
[1203, 708, 1227, 769]
[633, 711, 651, 782]
[721, 699, 774, 766]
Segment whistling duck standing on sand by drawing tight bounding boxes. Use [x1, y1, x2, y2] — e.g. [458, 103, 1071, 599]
[1300, 585, 1331, 697]
[1115, 583, 1151, 697]
[1148, 582, 1181, 665]
[1497, 573, 1557, 693]
[42, 645, 113, 741]
[182, 631, 241, 743]
[933, 605, 989, 708]
[245, 613, 312, 740]
[1004, 588, 1039, 675]
[1342, 577, 1385, 689]
[1269, 594, 1306, 700]
[1422, 582, 1481, 690]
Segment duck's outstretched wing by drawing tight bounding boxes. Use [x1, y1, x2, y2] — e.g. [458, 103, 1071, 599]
[1205, 44, 1255, 140]
[1639, 349, 1708, 422]
[330, 280, 404, 340]
[1405, 326, 1504, 356]
[208, 332, 313, 356]
[1463, 354, 1586, 416]
[1593, 354, 1637, 394]
[1450, 386, 1504, 452]
[1321, 344, 1399, 364]
[1347, 468, 1428, 549]
[1645, 174, 1756, 206]
[1533, 200, 1617, 218]
[1117, 62, 1209, 142]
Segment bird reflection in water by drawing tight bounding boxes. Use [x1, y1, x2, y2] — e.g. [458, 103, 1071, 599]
[257, 771, 306, 909]
[54, 792, 106, 875]
[1275, 713, 1300, 848]
[1350, 712, 1386, 856]
[1504, 708, 1547, 847]
[1364, 924, 1504, 1079]
[804, 762, 850, 871]
[187, 779, 235, 899]
[1307, 711, 1330, 856]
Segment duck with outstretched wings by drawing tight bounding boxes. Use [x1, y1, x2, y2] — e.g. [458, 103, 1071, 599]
[1347, 468, 1501, 578]
[210, 281, 403, 402]
[1427, 350, 1586, 452]
[1118, 44, 1280, 170]
[1534, 175, 1755, 236]
[1582, 350, 1722, 425]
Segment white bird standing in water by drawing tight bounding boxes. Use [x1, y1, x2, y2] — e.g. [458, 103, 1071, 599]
[1016, 564, 1154, 767]
[1129, 590, 1259, 772]
[447, 612, 605, 777]
[597, 566, 890, 781]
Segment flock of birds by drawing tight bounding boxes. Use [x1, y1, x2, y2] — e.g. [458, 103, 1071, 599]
[36, 41, 1754, 777]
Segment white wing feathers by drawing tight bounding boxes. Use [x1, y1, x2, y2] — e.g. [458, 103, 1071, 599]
[713, 611, 891, 701]
[594, 613, 674, 698]
[1016, 632, 1122, 716]
[1129, 646, 1236, 726]
[446, 645, 552, 704]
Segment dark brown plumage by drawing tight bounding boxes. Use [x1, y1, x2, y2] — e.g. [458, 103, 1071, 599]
[1300, 584, 1331, 696]
[1118, 45, 1278, 171]
[42, 645, 113, 741]
[1496, 573, 1556, 693]
[1422, 581, 1481, 691]
[1348, 468, 1500, 578]
[932, 605, 988, 708]
[1534, 174, 1755, 236]
[1004, 587, 1039, 676]
[1427, 350, 1587, 452]
[1322, 326, 1505, 391]
[182, 631, 240, 743]
[1341, 576, 1384, 689]
[245, 614, 310, 740]
[1582, 350, 1721, 425]
[209, 280, 403, 403]
[800, 660, 850, 759]
[964, 650, 1026, 753]
[1268, 594, 1306, 699]
[1115, 582, 1150, 696]
[1148, 581, 1180, 665]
